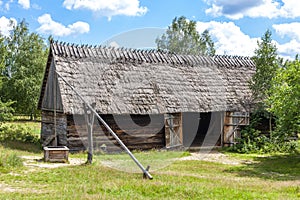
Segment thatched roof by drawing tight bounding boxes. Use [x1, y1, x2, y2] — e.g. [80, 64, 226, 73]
[38, 41, 255, 114]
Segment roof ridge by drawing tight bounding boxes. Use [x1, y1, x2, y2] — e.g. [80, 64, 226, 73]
[50, 40, 254, 67]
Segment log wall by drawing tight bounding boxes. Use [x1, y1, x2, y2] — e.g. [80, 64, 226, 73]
[66, 114, 166, 152]
[41, 111, 67, 146]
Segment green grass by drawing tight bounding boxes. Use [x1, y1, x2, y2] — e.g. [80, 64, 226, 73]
[226, 153, 300, 181]
[0, 121, 299, 199]
[0, 145, 299, 200]
[96, 150, 190, 173]
[0, 146, 23, 173]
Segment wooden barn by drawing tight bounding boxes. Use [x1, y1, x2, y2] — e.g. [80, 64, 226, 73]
[38, 41, 255, 152]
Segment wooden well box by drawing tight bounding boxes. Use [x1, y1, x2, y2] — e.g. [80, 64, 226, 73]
[44, 146, 69, 163]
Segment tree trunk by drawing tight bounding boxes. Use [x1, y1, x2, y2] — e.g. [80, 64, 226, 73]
[269, 113, 272, 138]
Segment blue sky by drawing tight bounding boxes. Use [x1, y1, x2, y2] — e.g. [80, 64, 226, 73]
[0, 0, 300, 59]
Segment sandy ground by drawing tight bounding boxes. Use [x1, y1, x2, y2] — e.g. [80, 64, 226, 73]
[0, 183, 19, 192]
[21, 155, 86, 168]
[20, 150, 242, 170]
[179, 151, 242, 165]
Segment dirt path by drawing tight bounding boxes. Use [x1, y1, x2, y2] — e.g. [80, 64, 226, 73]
[21, 156, 86, 168]
[0, 183, 19, 192]
[179, 151, 242, 165]
[20, 151, 243, 169]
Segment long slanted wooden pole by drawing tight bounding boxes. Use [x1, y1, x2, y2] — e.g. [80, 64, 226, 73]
[55, 71, 153, 179]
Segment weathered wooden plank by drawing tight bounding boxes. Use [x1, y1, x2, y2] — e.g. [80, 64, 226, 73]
[65, 113, 165, 151]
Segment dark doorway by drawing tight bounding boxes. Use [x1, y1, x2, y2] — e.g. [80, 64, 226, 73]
[182, 112, 223, 147]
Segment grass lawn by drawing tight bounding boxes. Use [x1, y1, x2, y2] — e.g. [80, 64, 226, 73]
[0, 120, 299, 199]
[0, 143, 299, 200]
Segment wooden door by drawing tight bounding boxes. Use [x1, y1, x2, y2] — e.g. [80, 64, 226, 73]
[164, 113, 182, 148]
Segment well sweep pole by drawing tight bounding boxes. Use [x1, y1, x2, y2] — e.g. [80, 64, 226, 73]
[56, 71, 153, 179]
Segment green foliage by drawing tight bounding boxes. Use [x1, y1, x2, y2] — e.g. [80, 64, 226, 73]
[236, 30, 299, 154]
[227, 117, 298, 154]
[0, 19, 48, 118]
[236, 30, 291, 153]
[250, 30, 280, 104]
[0, 37, 7, 81]
[0, 123, 40, 144]
[0, 36, 14, 122]
[0, 100, 14, 122]
[156, 16, 215, 56]
[227, 113, 298, 154]
[232, 134, 298, 154]
[268, 58, 300, 138]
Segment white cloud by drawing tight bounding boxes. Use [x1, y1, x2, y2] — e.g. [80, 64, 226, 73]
[273, 22, 300, 41]
[276, 39, 300, 60]
[205, 0, 300, 19]
[279, 0, 300, 18]
[195, 20, 299, 59]
[272, 22, 300, 60]
[4, 0, 13, 10]
[196, 21, 258, 56]
[32, 3, 41, 10]
[0, 16, 16, 36]
[18, 0, 30, 9]
[36, 14, 90, 37]
[62, 0, 147, 20]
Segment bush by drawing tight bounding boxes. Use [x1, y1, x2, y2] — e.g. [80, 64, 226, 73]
[0, 123, 40, 145]
[227, 127, 298, 154]
[0, 100, 14, 122]
[226, 111, 298, 154]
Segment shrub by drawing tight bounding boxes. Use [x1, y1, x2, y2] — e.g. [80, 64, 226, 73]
[0, 100, 14, 122]
[226, 109, 298, 154]
[227, 127, 298, 154]
[0, 123, 40, 145]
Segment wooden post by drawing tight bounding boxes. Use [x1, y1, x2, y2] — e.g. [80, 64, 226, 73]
[83, 103, 96, 164]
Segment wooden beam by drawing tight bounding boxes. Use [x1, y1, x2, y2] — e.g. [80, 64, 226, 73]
[83, 102, 96, 164]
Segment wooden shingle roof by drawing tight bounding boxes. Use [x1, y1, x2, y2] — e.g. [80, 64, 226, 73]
[38, 41, 255, 114]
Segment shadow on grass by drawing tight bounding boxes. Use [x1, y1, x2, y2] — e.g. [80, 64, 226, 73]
[0, 141, 42, 153]
[225, 153, 300, 181]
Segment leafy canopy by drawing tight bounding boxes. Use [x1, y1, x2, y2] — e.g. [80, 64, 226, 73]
[0, 20, 48, 118]
[0, 30, 13, 122]
[250, 30, 280, 104]
[268, 58, 300, 138]
[233, 30, 299, 153]
[156, 16, 215, 56]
